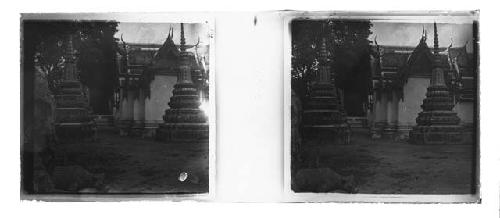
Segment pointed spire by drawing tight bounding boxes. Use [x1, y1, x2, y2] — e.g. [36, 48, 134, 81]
[433, 22, 439, 55]
[64, 33, 77, 81]
[319, 37, 328, 63]
[180, 23, 186, 52]
[66, 34, 74, 56]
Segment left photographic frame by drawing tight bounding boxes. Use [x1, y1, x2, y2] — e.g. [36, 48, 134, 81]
[20, 13, 216, 201]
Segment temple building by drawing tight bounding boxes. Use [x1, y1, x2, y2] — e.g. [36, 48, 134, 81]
[367, 24, 476, 142]
[114, 26, 209, 137]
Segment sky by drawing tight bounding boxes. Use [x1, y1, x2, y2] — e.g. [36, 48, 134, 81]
[115, 22, 210, 46]
[113, 20, 474, 53]
[370, 21, 474, 52]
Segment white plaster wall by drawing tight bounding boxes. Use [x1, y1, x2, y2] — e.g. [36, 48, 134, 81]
[398, 77, 430, 126]
[145, 75, 177, 123]
[117, 98, 128, 121]
[390, 91, 399, 124]
[133, 90, 145, 122]
[118, 90, 135, 121]
[374, 92, 387, 122]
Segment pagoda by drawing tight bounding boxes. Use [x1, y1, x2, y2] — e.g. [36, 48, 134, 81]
[156, 23, 209, 142]
[53, 34, 95, 142]
[409, 23, 464, 144]
[302, 37, 350, 144]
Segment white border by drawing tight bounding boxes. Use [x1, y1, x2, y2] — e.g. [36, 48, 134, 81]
[20, 12, 217, 202]
[4, 1, 499, 217]
[282, 11, 480, 203]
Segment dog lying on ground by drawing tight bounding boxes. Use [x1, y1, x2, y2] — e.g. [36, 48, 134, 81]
[293, 167, 358, 193]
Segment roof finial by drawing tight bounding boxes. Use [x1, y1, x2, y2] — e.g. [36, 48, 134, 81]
[433, 21, 439, 55]
[180, 23, 186, 52]
[420, 26, 427, 42]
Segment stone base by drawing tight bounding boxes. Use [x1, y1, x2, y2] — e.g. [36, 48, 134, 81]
[347, 117, 368, 129]
[409, 125, 465, 145]
[369, 122, 385, 139]
[54, 122, 96, 143]
[303, 124, 351, 144]
[116, 120, 161, 138]
[156, 123, 208, 142]
[382, 124, 397, 138]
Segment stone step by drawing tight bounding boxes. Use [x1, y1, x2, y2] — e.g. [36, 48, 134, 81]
[93, 115, 114, 127]
[347, 117, 368, 128]
[55, 95, 87, 107]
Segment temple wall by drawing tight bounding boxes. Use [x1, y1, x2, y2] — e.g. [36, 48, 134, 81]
[133, 90, 146, 125]
[374, 92, 387, 123]
[386, 92, 395, 125]
[370, 91, 388, 138]
[390, 91, 399, 125]
[366, 109, 374, 125]
[145, 75, 177, 125]
[398, 77, 430, 128]
[120, 90, 135, 121]
[454, 101, 474, 125]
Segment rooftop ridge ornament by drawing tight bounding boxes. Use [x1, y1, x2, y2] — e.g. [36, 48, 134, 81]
[421, 26, 427, 42]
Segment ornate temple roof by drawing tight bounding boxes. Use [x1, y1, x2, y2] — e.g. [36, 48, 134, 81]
[117, 38, 207, 76]
[150, 30, 181, 74]
[373, 41, 474, 78]
[399, 37, 435, 78]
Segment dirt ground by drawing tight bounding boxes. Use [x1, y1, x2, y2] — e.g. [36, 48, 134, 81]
[296, 129, 477, 194]
[60, 130, 209, 194]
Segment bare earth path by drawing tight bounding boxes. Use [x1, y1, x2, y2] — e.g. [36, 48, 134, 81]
[300, 130, 476, 194]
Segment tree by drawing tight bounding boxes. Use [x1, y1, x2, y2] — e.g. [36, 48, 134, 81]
[77, 22, 119, 114]
[291, 19, 372, 116]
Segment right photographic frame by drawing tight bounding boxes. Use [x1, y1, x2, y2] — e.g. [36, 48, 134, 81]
[283, 11, 480, 203]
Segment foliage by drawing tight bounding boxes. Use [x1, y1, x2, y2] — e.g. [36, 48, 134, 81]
[291, 19, 372, 116]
